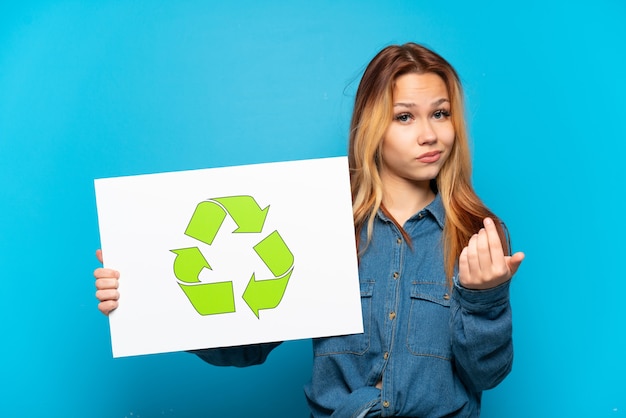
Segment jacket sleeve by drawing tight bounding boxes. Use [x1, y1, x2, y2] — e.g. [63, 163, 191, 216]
[189, 342, 282, 368]
[449, 278, 513, 392]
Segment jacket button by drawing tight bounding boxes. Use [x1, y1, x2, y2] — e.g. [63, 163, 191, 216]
[393, 272, 399, 279]
[396, 237, 402, 244]
[388, 311, 396, 320]
[383, 401, 390, 408]
[383, 352, 389, 360]
[443, 293, 450, 300]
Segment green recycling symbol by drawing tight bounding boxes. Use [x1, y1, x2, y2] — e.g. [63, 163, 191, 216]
[170, 196, 294, 318]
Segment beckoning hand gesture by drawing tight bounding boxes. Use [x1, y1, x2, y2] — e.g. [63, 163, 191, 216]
[458, 217, 525, 290]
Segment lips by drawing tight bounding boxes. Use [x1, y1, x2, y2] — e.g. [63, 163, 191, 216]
[416, 151, 441, 163]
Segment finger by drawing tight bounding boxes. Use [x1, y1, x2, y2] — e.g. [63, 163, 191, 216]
[506, 252, 525, 276]
[466, 233, 481, 280]
[476, 228, 491, 273]
[95, 278, 119, 291]
[96, 288, 120, 303]
[94, 267, 120, 280]
[484, 217, 511, 281]
[96, 249, 103, 264]
[483, 217, 505, 262]
[98, 300, 119, 316]
[458, 246, 470, 284]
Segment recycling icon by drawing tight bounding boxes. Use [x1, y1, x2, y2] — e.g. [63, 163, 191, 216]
[170, 196, 294, 318]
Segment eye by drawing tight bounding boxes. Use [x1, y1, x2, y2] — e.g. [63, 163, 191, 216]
[394, 113, 413, 123]
[433, 109, 451, 120]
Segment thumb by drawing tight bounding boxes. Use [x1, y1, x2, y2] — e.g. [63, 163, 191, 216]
[506, 251, 525, 277]
[96, 249, 103, 264]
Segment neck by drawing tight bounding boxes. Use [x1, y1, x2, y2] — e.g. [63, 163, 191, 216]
[381, 178, 436, 227]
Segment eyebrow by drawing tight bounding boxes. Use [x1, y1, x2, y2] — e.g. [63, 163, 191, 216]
[393, 98, 450, 108]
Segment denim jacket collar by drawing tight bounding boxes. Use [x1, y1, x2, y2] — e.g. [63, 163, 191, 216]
[376, 193, 445, 230]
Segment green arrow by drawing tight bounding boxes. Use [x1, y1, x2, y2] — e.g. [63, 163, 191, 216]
[242, 268, 293, 318]
[184, 201, 227, 245]
[253, 230, 294, 276]
[178, 281, 236, 315]
[213, 196, 269, 233]
[171, 247, 235, 315]
[171, 247, 211, 283]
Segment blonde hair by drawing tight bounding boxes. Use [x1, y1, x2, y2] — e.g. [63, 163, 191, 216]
[348, 42, 509, 281]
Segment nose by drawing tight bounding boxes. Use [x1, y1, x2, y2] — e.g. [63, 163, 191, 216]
[417, 119, 437, 145]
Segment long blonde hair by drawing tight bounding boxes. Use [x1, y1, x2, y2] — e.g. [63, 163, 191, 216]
[348, 42, 509, 280]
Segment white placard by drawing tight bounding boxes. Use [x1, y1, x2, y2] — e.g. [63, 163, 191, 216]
[94, 157, 362, 358]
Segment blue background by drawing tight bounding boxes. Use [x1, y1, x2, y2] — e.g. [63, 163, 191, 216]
[1, 1, 624, 417]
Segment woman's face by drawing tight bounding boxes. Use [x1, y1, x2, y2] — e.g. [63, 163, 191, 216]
[380, 72, 455, 189]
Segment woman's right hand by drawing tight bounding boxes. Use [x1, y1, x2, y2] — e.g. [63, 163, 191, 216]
[94, 249, 120, 316]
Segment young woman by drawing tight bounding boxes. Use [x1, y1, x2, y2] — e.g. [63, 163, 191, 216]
[94, 42, 524, 417]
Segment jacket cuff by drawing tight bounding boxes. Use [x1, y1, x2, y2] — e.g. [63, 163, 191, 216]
[452, 276, 511, 312]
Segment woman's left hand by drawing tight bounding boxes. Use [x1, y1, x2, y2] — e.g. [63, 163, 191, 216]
[458, 217, 525, 290]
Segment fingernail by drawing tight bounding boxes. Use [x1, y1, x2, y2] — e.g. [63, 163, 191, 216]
[484, 217, 493, 225]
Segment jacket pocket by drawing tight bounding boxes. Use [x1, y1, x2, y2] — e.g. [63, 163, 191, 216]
[406, 281, 452, 360]
[313, 280, 374, 356]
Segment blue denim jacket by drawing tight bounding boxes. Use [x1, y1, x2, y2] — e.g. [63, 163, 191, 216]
[304, 194, 513, 417]
[194, 194, 513, 417]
